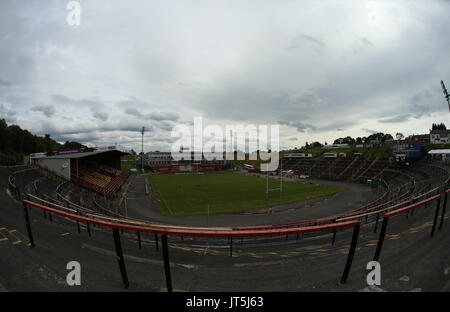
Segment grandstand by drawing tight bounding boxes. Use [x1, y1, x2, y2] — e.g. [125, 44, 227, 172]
[30, 146, 130, 197]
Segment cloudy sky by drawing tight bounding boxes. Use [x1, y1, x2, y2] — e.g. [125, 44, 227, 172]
[0, 0, 449, 152]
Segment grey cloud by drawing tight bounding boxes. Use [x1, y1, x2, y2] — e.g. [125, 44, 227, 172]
[149, 112, 179, 122]
[124, 108, 179, 123]
[408, 89, 438, 118]
[284, 120, 317, 133]
[92, 111, 109, 122]
[153, 120, 176, 132]
[0, 102, 17, 123]
[287, 33, 325, 51]
[353, 37, 374, 54]
[279, 113, 357, 134]
[52, 94, 103, 108]
[361, 128, 378, 134]
[0, 79, 12, 86]
[124, 108, 143, 118]
[1, 1, 449, 152]
[314, 120, 358, 133]
[379, 114, 412, 124]
[31, 105, 55, 118]
[360, 37, 373, 47]
[287, 90, 328, 111]
[52, 94, 73, 103]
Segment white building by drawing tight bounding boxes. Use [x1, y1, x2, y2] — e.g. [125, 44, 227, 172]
[428, 149, 450, 160]
[430, 130, 450, 144]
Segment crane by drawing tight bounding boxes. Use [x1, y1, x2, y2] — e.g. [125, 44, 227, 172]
[441, 80, 450, 112]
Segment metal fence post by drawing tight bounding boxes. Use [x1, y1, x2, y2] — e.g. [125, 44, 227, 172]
[22, 202, 35, 247]
[430, 196, 441, 237]
[373, 217, 389, 262]
[161, 234, 173, 292]
[137, 231, 142, 249]
[154, 233, 159, 252]
[112, 228, 129, 289]
[373, 213, 379, 233]
[331, 219, 337, 246]
[229, 237, 233, 257]
[86, 222, 91, 237]
[76, 212, 81, 234]
[439, 192, 448, 231]
[340, 224, 360, 283]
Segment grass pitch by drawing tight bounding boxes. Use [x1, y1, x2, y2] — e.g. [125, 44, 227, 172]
[149, 172, 346, 216]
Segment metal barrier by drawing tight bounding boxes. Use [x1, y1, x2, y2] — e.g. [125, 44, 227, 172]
[373, 194, 442, 262]
[439, 189, 449, 231]
[22, 199, 361, 291]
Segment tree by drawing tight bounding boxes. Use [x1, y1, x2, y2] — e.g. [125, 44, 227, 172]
[0, 122, 85, 165]
[310, 141, 323, 149]
[432, 123, 447, 131]
[342, 136, 356, 145]
[382, 133, 393, 143]
[333, 136, 355, 145]
[63, 141, 85, 150]
[0, 119, 8, 150]
[396, 133, 404, 141]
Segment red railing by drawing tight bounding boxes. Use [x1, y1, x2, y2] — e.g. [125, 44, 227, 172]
[373, 193, 443, 262]
[21, 199, 361, 292]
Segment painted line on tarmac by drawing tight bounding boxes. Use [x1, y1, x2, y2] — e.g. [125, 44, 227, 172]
[388, 234, 400, 240]
[0, 228, 8, 242]
[8, 229, 22, 245]
[0, 227, 27, 246]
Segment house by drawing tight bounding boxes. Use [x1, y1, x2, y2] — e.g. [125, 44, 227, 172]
[430, 130, 450, 144]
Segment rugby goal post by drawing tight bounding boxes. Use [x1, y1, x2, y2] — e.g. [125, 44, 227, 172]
[265, 159, 283, 200]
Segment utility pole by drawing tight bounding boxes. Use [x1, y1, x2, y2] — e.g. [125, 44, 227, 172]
[141, 127, 145, 173]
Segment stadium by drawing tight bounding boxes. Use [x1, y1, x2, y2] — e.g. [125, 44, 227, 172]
[1, 138, 450, 293]
[1, 1, 450, 301]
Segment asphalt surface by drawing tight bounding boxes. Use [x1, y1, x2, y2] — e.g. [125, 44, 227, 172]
[0, 167, 449, 292]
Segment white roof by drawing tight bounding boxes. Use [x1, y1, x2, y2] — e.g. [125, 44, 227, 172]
[30, 148, 126, 159]
[428, 149, 450, 154]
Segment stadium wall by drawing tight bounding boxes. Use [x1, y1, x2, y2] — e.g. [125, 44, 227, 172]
[152, 164, 223, 173]
[35, 158, 71, 180]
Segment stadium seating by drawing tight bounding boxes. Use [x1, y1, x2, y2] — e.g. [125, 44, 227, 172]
[71, 162, 129, 197]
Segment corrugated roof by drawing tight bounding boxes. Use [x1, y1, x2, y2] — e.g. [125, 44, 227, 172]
[428, 149, 450, 154]
[30, 149, 127, 159]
